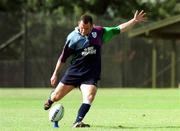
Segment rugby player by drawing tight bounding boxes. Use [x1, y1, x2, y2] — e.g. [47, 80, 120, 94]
[44, 10, 146, 128]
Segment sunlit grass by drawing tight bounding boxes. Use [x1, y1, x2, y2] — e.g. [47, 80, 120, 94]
[0, 88, 180, 131]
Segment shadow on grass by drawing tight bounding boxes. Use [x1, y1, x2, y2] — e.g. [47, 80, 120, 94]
[93, 125, 180, 129]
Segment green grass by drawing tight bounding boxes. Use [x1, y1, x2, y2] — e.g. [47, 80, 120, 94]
[0, 88, 180, 131]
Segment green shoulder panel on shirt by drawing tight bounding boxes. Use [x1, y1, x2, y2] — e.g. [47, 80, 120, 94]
[102, 26, 121, 44]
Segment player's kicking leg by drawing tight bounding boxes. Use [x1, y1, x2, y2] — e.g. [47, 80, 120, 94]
[44, 82, 74, 110]
[73, 84, 97, 128]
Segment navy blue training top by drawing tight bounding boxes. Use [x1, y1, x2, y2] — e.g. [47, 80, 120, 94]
[59, 26, 120, 80]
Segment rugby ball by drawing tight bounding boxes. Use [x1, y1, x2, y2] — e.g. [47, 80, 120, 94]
[49, 104, 64, 122]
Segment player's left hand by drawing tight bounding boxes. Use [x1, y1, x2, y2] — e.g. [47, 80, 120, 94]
[133, 10, 147, 23]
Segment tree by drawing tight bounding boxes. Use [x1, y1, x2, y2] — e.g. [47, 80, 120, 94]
[0, 0, 179, 20]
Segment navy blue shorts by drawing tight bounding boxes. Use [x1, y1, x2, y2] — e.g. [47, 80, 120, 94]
[60, 75, 98, 87]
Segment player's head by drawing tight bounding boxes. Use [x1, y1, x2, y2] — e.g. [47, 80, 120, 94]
[78, 14, 93, 36]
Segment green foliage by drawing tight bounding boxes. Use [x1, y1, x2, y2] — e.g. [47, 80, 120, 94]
[0, 0, 179, 20]
[145, 0, 179, 20]
[0, 0, 23, 12]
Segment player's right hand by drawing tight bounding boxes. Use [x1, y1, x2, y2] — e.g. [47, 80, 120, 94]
[50, 74, 58, 87]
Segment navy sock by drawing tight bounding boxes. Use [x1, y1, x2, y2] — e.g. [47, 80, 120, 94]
[75, 103, 91, 123]
[48, 99, 54, 104]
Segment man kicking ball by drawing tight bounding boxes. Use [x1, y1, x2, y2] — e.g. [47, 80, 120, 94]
[44, 10, 146, 128]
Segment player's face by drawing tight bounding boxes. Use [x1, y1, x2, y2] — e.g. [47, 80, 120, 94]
[78, 21, 93, 36]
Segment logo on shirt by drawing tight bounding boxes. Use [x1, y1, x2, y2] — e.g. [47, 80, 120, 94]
[81, 46, 96, 56]
[92, 32, 97, 38]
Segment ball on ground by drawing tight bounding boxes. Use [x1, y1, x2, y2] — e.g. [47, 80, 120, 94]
[49, 104, 64, 122]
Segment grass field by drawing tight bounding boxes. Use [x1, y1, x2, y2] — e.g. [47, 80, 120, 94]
[0, 88, 180, 131]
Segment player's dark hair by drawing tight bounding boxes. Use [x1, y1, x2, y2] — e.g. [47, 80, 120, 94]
[80, 14, 93, 25]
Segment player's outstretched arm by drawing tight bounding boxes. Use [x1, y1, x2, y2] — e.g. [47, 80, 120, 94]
[119, 10, 147, 33]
